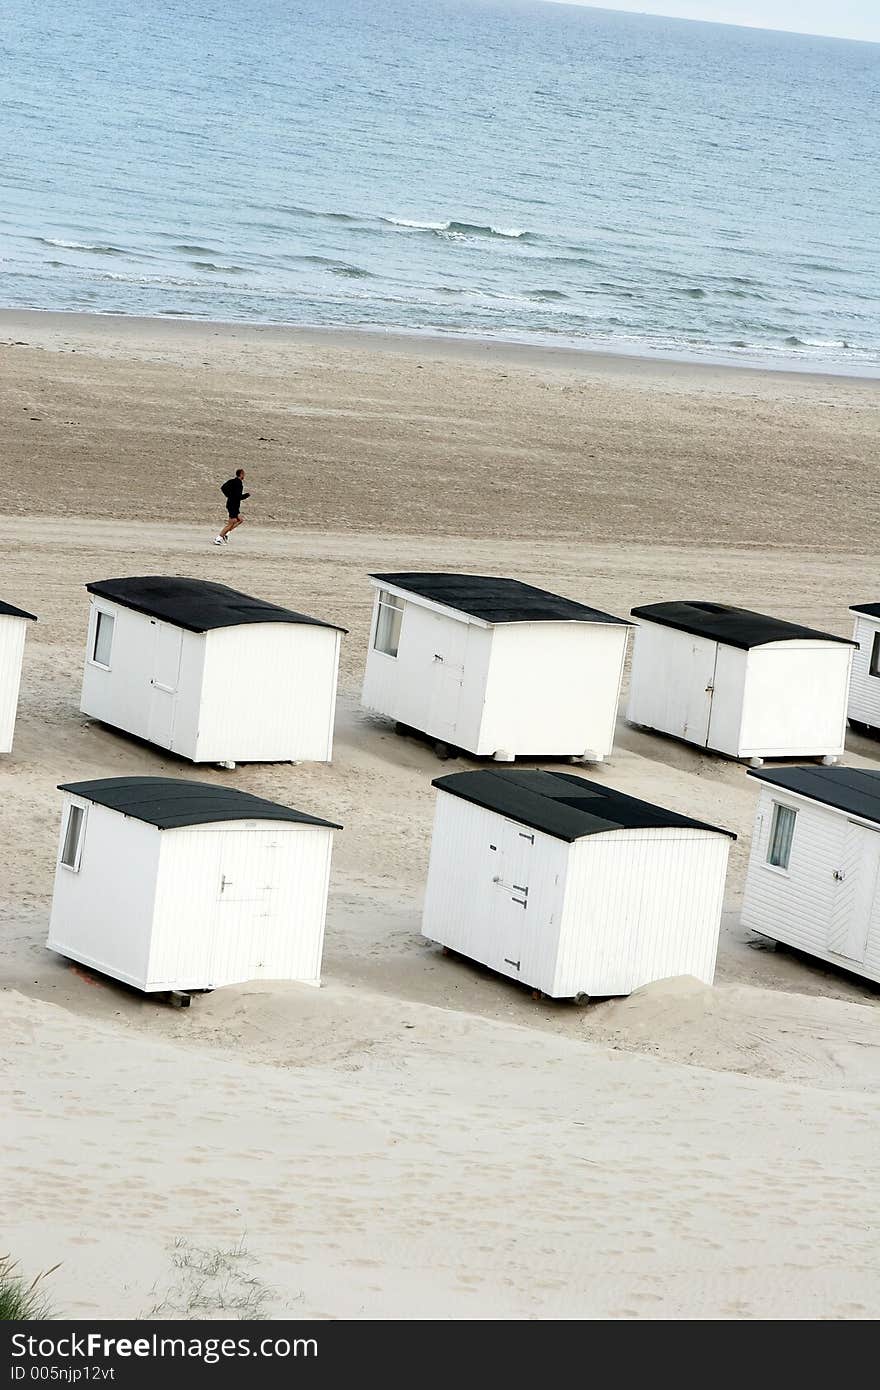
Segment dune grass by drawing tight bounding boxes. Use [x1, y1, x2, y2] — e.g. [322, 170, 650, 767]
[148, 1236, 273, 1319]
[0, 1256, 58, 1320]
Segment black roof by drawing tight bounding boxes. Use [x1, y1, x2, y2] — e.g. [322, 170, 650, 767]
[371, 573, 627, 626]
[432, 769, 735, 843]
[86, 577, 346, 634]
[58, 776, 342, 831]
[0, 600, 37, 621]
[747, 766, 880, 827]
[850, 603, 880, 620]
[630, 601, 854, 649]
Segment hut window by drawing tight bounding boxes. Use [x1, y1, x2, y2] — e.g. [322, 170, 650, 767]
[374, 590, 404, 658]
[870, 633, 880, 678]
[92, 610, 115, 668]
[767, 803, 796, 870]
[61, 804, 86, 871]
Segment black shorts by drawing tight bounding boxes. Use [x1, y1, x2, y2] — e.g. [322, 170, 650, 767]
[226, 504, 240, 519]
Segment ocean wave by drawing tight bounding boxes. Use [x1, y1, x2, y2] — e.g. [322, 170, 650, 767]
[190, 260, 246, 273]
[381, 216, 535, 241]
[383, 217, 448, 231]
[297, 255, 373, 278]
[245, 203, 536, 242]
[598, 281, 637, 297]
[441, 220, 534, 241]
[784, 335, 857, 350]
[33, 237, 126, 255]
[537, 254, 603, 268]
[798, 261, 849, 274]
[271, 204, 360, 223]
[474, 288, 571, 310]
[97, 271, 206, 287]
[172, 243, 220, 256]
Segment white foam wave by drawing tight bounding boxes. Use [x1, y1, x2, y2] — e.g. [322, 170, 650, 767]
[382, 216, 530, 240]
[37, 237, 123, 253]
[383, 217, 448, 231]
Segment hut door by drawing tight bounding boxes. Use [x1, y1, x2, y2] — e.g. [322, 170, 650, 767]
[828, 822, 880, 965]
[492, 818, 534, 974]
[428, 619, 468, 740]
[216, 837, 278, 973]
[148, 623, 182, 748]
[678, 639, 718, 747]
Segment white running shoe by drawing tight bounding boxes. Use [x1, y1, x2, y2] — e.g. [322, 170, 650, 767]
[212, 536, 224, 546]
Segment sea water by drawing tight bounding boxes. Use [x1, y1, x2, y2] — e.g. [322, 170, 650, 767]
[1, 0, 878, 370]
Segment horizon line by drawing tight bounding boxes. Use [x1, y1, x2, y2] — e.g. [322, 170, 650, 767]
[535, 0, 880, 47]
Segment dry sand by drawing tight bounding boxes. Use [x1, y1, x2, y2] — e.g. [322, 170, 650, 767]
[2, 309, 879, 1319]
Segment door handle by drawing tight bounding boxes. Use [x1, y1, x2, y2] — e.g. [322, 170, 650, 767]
[433, 654, 444, 662]
[493, 877, 529, 897]
[705, 683, 715, 693]
[833, 869, 846, 881]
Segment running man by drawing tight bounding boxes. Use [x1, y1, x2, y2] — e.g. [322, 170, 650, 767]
[214, 469, 249, 545]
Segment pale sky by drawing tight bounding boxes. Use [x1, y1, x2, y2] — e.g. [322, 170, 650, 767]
[547, 1, 880, 43]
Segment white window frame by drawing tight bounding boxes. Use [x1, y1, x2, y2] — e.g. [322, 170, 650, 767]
[870, 631, 880, 678]
[373, 589, 405, 659]
[765, 801, 797, 874]
[60, 802, 87, 873]
[90, 608, 116, 670]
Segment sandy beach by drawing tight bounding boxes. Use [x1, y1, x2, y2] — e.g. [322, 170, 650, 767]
[2, 308, 880, 1320]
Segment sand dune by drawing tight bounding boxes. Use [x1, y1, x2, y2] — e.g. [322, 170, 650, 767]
[588, 975, 880, 1090]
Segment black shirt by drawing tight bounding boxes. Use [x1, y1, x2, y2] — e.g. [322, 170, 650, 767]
[223, 477, 249, 505]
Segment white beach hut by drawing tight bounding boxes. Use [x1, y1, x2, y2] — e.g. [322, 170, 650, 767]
[846, 603, 880, 735]
[0, 599, 36, 754]
[80, 577, 346, 766]
[422, 769, 735, 997]
[46, 776, 341, 994]
[741, 766, 880, 984]
[627, 601, 855, 765]
[361, 573, 630, 761]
